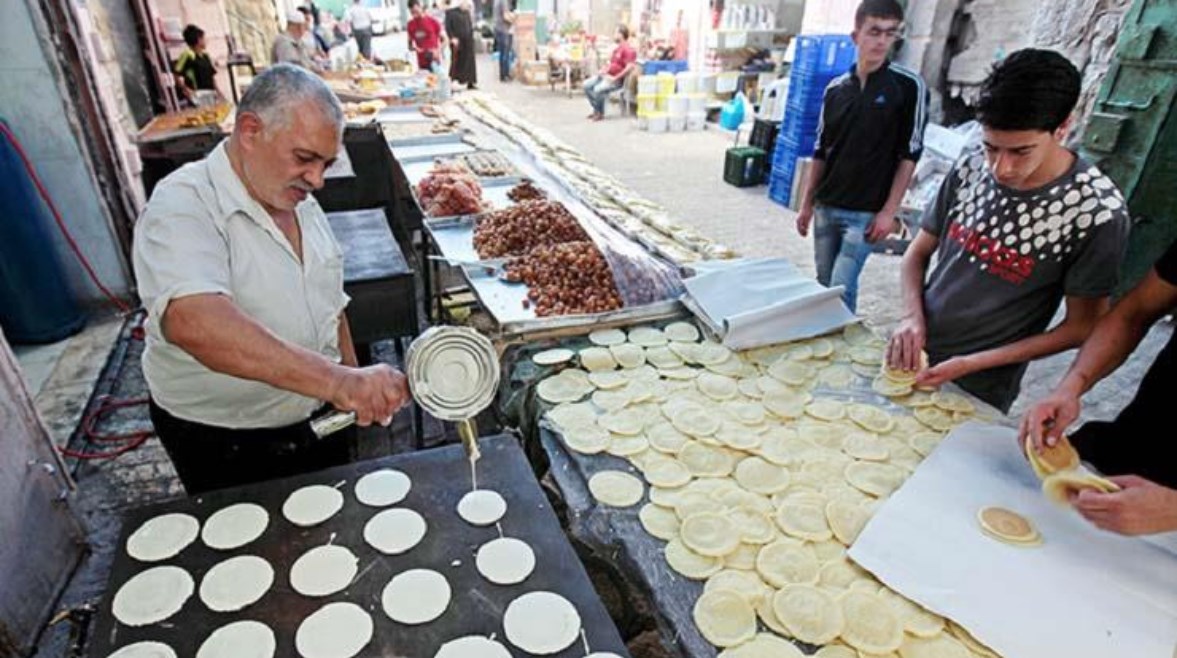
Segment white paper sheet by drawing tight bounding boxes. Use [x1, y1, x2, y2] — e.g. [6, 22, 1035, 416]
[849, 421, 1177, 658]
[681, 258, 855, 349]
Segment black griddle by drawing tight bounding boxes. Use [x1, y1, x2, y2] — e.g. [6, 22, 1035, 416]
[89, 435, 630, 658]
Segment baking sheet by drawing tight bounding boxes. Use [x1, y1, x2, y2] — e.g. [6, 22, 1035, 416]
[87, 436, 629, 658]
[392, 141, 479, 163]
[849, 421, 1177, 658]
[375, 107, 430, 123]
[386, 130, 465, 148]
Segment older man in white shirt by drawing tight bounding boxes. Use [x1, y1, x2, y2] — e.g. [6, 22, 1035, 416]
[133, 64, 409, 494]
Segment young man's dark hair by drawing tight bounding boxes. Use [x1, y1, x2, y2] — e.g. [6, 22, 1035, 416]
[975, 49, 1081, 132]
[183, 24, 204, 48]
[617, 24, 629, 40]
[408, 0, 420, 8]
[854, 0, 904, 27]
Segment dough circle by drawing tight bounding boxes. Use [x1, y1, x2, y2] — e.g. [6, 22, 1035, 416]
[503, 591, 582, 655]
[666, 539, 722, 579]
[363, 508, 427, 555]
[716, 633, 805, 658]
[475, 537, 536, 585]
[693, 589, 757, 647]
[282, 485, 344, 527]
[839, 590, 905, 654]
[199, 555, 274, 612]
[196, 620, 275, 658]
[638, 503, 681, 540]
[112, 565, 194, 627]
[680, 512, 741, 557]
[201, 503, 268, 550]
[532, 348, 574, 366]
[772, 584, 844, 645]
[434, 636, 513, 658]
[381, 569, 451, 624]
[105, 642, 177, 658]
[290, 545, 358, 597]
[354, 469, 412, 507]
[588, 328, 627, 346]
[1042, 468, 1119, 506]
[126, 513, 200, 562]
[457, 490, 508, 525]
[295, 602, 372, 658]
[588, 470, 645, 507]
[977, 506, 1041, 545]
[664, 321, 700, 342]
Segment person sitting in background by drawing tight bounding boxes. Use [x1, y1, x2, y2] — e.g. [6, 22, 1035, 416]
[175, 24, 218, 101]
[1020, 239, 1177, 536]
[407, 0, 443, 71]
[299, 6, 329, 57]
[583, 24, 636, 122]
[272, 10, 317, 69]
[886, 49, 1130, 412]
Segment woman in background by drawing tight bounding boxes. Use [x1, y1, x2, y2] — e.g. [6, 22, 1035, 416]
[445, 0, 478, 88]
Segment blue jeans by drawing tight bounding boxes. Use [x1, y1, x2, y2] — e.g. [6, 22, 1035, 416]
[813, 205, 875, 312]
[583, 75, 622, 115]
[495, 30, 512, 80]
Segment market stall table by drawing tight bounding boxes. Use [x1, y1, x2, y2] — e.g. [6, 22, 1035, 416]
[88, 435, 630, 658]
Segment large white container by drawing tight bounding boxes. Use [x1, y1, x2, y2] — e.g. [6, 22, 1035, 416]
[667, 94, 691, 118]
[688, 93, 708, 114]
[716, 72, 740, 94]
[637, 75, 658, 95]
[637, 115, 650, 131]
[647, 112, 669, 133]
[675, 72, 699, 94]
[668, 116, 687, 132]
[687, 111, 707, 131]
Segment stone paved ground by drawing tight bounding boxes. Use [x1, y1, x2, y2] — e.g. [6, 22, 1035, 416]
[471, 57, 1170, 425]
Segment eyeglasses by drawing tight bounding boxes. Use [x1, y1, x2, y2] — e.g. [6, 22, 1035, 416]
[864, 26, 904, 40]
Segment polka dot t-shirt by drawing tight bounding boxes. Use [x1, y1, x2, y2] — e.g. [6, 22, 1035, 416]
[920, 147, 1130, 409]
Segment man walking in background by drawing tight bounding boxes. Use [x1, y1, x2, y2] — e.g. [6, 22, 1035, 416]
[344, 0, 374, 60]
[408, 0, 443, 71]
[493, 0, 514, 82]
[794, 0, 927, 313]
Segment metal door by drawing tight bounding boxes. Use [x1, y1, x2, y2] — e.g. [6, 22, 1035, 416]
[0, 330, 86, 656]
[1082, 0, 1177, 291]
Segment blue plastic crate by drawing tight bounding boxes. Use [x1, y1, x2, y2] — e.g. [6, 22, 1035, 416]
[643, 60, 689, 75]
[791, 34, 856, 77]
[768, 167, 794, 206]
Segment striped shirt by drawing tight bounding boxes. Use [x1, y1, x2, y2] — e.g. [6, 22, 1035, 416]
[812, 61, 928, 212]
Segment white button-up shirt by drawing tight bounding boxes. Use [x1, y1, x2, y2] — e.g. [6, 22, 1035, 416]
[133, 142, 349, 429]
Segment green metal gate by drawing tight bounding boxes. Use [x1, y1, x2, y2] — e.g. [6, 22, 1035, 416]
[1082, 0, 1177, 292]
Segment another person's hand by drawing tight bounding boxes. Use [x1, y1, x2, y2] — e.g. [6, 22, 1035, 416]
[1019, 389, 1081, 456]
[915, 354, 976, 387]
[886, 315, 925, 371]
[451, 37, 459, 47]
[329, 364, 411, 426]
[795, 205, 814, 237]
[866, 209, 898, 243]
[1073, 475, 1177, 535]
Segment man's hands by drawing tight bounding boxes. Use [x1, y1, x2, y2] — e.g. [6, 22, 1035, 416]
[866, 209, 898, 243]
[328, 364, 411, 427]
[1072, 476, 1177, 535]
[1019, 387, 1082, 456]
[795, 205, 814, 238]
[915, 355, 978, 388]
[886, 314, 926, 372]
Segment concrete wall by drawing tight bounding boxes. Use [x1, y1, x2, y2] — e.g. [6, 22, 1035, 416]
[0, 0, 133, 305]
[896, 0, 1130, 136]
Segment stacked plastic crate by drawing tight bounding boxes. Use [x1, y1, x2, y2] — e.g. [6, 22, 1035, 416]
[768, 35, 856, 207]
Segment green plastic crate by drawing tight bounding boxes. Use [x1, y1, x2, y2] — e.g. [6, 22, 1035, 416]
[724, 146, 767, 187]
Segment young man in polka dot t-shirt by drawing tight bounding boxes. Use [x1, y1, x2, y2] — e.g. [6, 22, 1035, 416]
[886, 49, 1130, 413]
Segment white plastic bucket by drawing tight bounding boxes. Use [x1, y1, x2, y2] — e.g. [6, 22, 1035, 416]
[667, 94, 691, 117]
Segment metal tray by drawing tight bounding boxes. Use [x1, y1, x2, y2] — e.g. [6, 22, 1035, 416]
[386, 130, 465, 148]
[87, 436, 630, 658]
[392, 141, 479, 163]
